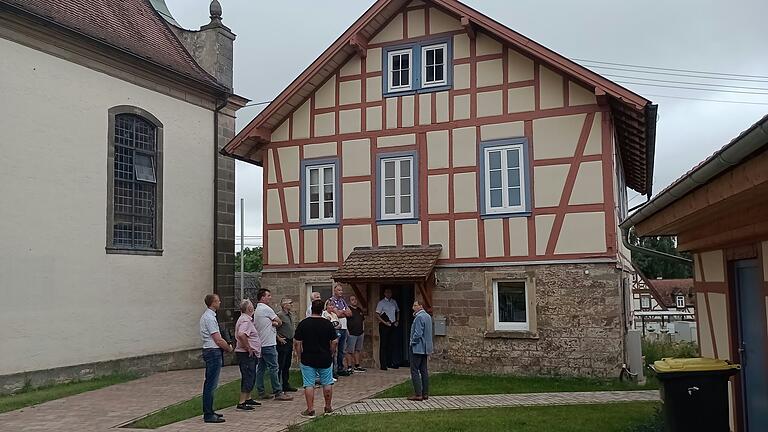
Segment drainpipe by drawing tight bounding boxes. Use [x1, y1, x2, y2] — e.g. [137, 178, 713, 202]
[213, 95, 230, 297]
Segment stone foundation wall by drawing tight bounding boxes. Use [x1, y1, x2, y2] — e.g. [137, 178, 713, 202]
[259, 262, 625, 378]
[0, 348, 207, 396]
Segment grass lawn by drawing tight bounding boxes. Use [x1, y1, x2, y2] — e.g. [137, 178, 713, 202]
[127, 370, 302, 429]
[0, 373, 138, 414]
[295, 402, 660, 432]
[375, 373, 658, 398]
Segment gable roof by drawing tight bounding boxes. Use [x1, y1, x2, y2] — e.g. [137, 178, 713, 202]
[646, 278, 695, 309]
[333, 245, 442, 282]
[1, 0, 225, 91]
[222, 0, 657, 194]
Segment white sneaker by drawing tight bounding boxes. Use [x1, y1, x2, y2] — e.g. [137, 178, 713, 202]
[332, 378, 338, 383]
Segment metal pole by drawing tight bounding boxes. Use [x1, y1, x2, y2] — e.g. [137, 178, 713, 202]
[240, 197, 244, 301]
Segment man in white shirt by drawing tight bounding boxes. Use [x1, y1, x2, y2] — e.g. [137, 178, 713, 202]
[199, 294, 233, 423]
[253, 288, 293, 401]
[305, 291, 321, 318]
[375, 288, 400, 370]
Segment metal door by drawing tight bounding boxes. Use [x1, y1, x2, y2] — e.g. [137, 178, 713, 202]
[734, 259, 768, 431]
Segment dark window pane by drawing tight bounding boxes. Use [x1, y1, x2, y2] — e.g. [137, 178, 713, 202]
[490, 189, 502, 208]
[435, 65, 444, 82]
[323, 167, 333, 184]
[507, 149, 520, 168]
[134, 182, 155, 217]
[489, 170, 502, 189]
[324, 202, 334, 218]
[310, 202, 319, 219]
[497, 282, 526, 323]
[133, 217, 154, 248]
[400, 70, 409, 86]
[426, 66, 435, 82]
[385, 178, 395, 196]
[426, 49, 434, 65]
[384, 161, 395, 178]
[323, 184, 333, 201]
[401, 196, 411, 213]
[385, 197, 395, 214]
[401, 53, 409, 69]
[508, 168, 520, 187]
[488, 151, 501, 170]
[309, 185, 319, 202]
[309, 168, 319, 186]
[400, 178, 411, 195]
[393, 55, 400, 70]
[400, 159, 411, 177]
[435, 48, 443, 64]
[134, 154, 156, 183]
[392, 71, 400, 87]
[508, 187, 521, 207]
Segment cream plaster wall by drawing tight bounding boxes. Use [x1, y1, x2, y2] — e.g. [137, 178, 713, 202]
[555, 212, 607, 254]
[693, 253, 703, 282]
[508, 217, 528, 256]
[304, 230, 319, 263]
[453, 34, 470, 59]
[292, 100, 310, 139]
[304, 142, 337, 159]
[708, 292, 731, 360]
[484, 219, 504, 257]
[477, 59, 503, 87]
[386, 98, 398, 129]
[290, 229, 300, 264]
[342, 138, 371, 177]
[419, 93, 432, 125]
[314, 112, 336, 136]
[342, 182, 372, 219]
[323, 228, 338, 262]
[367, 48, 382, 72]
[697, 292, 715, 358]
[480, 121, 524, 141]
[315, 76, 336, 109]
[476, 33, 502, 56]
[453, 94, 470, 120]
[268, 230, 289, 265]
[539, 66, 564, 109]
[366, 106, 382, 131]
[477, 90, 503, 117]
[0, 38, 218, 375]
[508, 86, 535, 113]
[378, 225, 397, 246]
[339, 80, 361, 105]
[508, 49, 534, 82]
[584, 112, 603, 156]
[402, 95, 415, 127]
[533, 165, 569, 207]
[532, 114, 585, 159]
[378, 133, 415, 148]
[454, 63, 470, 90]
[266, 189, 283, 224]
[452, 127, 477, 167]
[535, 215, 555, 255]
[570, 161, 604, 205]
[453, 172, 478, 212]
[272, 120, 289, 142]
[428, 175, 449, 214]
[436, 91, 449, 122]
[343, 225, 372, 259]
[700, 250, 725, 282]
[407, 9, 426, 37]
[267, 149, 277, 184]
[569, 81, 596, 106]
[455, 219, 479, 258]
[403, 222, 422, 245]
[339, 55, 361, 77]
[427, 130, 449, 169]
[429, 8, 461, 33]
[277, 146, 300, 182]
[339, 108, 362, 134]
[429, 220, 450, 258]
[284, 186, 300, 223]
[370, 13, 403, 44]
[366, 76, 382, 102]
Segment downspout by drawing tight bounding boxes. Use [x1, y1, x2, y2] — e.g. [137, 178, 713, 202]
[213, 95, 230, 295]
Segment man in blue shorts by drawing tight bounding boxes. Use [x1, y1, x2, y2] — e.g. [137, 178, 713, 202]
[294, 299, 338, 417]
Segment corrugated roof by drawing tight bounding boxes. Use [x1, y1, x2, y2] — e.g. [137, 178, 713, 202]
[2, 0, 223, 90]
[333, 245, 442, 282]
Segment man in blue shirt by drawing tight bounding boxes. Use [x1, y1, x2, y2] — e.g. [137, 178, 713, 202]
[408, 298, 433, 401]
[375, 288, 400, 370]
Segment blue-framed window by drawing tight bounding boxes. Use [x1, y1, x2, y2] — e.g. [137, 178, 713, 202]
[478, 138, 532, 217]
[376, 151, 419, 223]
[300, 158, 340, 227]
[383, 38, 452, 96]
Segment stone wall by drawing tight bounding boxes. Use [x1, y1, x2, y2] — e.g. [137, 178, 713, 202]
[259, 262, 625, 377]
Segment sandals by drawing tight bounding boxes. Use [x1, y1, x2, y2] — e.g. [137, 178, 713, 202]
[301, 409, 316, 417]
[324, 406, 334, 414]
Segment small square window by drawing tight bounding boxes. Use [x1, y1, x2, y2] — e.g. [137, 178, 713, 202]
[422, 43, 447, 87]
[640, 295, 651, 310]
[675, 295, 685, 309]
[493, 281, 529, 331]
[387, 49, 412, 93]
[134, 153, 156, 183]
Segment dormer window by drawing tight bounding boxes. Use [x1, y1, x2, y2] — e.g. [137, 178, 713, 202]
[675, 295, 685, 309]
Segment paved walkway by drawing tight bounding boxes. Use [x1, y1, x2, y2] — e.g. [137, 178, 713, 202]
[336, 390, 660, 415]
[157, 369, 410, 432]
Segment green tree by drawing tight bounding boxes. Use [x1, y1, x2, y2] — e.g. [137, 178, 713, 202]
[235, 247, 263, 273]
[630, 234, 692, 279]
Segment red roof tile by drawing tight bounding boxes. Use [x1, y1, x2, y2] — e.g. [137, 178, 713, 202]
[3, 0, 222, 89]
[333, 246, 442, 282]
[647, 279, 695, 309]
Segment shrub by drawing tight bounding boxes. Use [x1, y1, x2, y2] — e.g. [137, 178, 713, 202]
[642, 338, 699, 370]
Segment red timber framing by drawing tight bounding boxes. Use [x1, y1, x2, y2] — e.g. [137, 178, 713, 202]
[225, 0, 654, 271]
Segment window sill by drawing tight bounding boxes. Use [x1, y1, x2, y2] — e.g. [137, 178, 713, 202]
[106, 247, 163, 256]
[383, 84, 452, 98]
[301, 222, 340, 230]
[480, 211, 531, 220]
[376, 218, 419, 225]
[484, 330, 538, 340]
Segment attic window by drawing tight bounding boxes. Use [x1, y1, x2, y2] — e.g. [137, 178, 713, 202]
[422, 43, 447, 87]
[387, 49, 412, 92]
[675, 295, 685, 309]
[383, 38, 452, 96]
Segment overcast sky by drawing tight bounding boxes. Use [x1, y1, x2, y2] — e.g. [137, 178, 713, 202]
[165, 0, 768, 249]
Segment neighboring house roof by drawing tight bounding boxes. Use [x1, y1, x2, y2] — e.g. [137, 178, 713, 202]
[223, 0, 657, 194]
[646, 278, 695, 309]
[621, 114, 768, 232]
[1, 0, 225, 91]
[333, 245, 442, 282]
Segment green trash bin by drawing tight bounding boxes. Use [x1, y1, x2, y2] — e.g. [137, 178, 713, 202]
[652, 358, 740, 432]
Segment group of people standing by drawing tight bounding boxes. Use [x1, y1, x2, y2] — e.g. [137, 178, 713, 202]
[198, 282, 433, 423]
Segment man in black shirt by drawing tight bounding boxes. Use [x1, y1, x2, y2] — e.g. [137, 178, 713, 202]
[294, 299, 338, 417]
[344, 295, 366, 372]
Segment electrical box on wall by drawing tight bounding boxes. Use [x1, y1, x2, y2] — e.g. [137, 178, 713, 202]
[434, 315, 447, 336]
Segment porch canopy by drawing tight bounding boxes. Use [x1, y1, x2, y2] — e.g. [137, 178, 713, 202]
[332, 245, 442, 310]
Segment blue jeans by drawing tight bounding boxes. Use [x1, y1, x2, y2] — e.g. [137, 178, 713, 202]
[202, 348, 222, 420]
[336, 330, 348, 371]
[256, 345, 282, 395]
